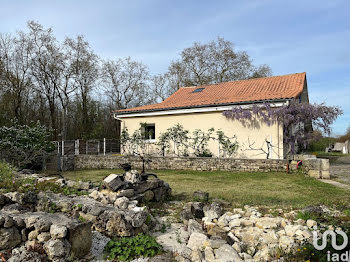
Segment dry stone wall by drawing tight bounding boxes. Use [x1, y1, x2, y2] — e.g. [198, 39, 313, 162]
[75, 155, 288, 172]
[74, 155, 330, 178]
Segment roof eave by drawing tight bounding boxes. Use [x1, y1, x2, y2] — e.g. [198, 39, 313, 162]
[114, 98, 293, 117]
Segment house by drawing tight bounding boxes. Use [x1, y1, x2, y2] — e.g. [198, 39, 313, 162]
[113, 72, 309, 159]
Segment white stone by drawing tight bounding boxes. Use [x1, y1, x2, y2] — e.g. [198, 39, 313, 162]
[204, 246, 215, 262]
[214, 244, 243, 262]
[279, 235, 294, 249]
[44, 239, 71, 259]
[254, 246, 270, 261]
[284, 224, 303, 237]
[37, 232, 51, 242]
[50, 225, 67, 239]
[227, 232, 240, 243]
[228, 219, 241, 228]
[255, 217, 281, 229]
[232, 242, 241, 253]
[191, 248, 203, 262]
[231, 214, 242, 219]
[240, 219, 254, 227]
[187, 232, 208, 251]
[306, 219, 317, 228]
[114, 197, 129, 209]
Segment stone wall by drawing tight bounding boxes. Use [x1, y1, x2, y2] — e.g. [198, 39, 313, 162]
[75, 155, 288, 172]
[73, 155, 330, 178]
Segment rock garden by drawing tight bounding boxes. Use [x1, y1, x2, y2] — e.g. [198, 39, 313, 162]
[1, 162, 350, 261]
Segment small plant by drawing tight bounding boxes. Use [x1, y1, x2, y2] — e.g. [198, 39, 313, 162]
[104, 234, 163, 261]
[72, 203, 83, 210]
[175, 229, 182, 244]
[344, 209, 350, 217]
[62, 187, 89, 196]
[78, 215, 86, 222]
[160, 224, 167, 233]
[49, 202, 58, 213]
[296, 211, 320, 222]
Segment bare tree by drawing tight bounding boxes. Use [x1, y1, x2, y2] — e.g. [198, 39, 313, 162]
[168, 37, 272, 88]
[27, 21, 63, 139]
[150, 73, 178, 102]
[64, 35, 99, 138]
[0, 32, 33, 123]
[101, 57, 149, 109]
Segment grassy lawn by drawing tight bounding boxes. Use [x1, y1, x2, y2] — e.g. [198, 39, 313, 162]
[62, 169, 350, 209]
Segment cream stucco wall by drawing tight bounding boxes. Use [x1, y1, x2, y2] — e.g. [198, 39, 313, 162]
[119, 110, 284, 159]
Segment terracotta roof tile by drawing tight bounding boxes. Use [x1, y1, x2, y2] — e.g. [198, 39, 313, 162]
[115, 72, 306, 114]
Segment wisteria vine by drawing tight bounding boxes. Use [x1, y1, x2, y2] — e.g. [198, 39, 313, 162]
[223, 101, 342, 155]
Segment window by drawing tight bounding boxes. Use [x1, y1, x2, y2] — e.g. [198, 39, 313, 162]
[143, 124, 155, 140]
[192, 88, 205, 93]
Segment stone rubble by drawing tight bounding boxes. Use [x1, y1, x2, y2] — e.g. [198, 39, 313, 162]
[99, 171, 172, 203]
[151, 199, 340, 262]
[2, 172, 345, 262]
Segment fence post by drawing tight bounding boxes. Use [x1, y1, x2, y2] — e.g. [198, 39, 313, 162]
[57, 142, 60, 155]
[74, 139, 79, 155]
[97, 140, 100, 155]
[61, 140, 64, 156]
[103, 138, 106, 156]
[86, 141, 88, 155]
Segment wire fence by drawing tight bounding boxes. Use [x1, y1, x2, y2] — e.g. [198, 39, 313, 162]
[55, 139, 121, 156]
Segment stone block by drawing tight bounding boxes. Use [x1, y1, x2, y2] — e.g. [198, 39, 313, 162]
[320, 159, 330, 171]
[321, 170, 330, 179]
[67, 222, 92, 258]
[308, 170, 321, 178]
[103, 174, 125, 191]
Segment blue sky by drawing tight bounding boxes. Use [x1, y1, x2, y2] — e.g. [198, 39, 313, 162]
[1, 0, 349, 135]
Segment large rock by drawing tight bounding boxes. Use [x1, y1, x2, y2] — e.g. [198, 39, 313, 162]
[153, 186, 168, 202]
[129, 207, 148, 228]
[255, 217, 281, 229]
[204, 246, 215, 261]
[97, 210, 133, 237]
[153, 222, 190, 258]
[0, 194, 10, 207]
[114, 197, 129, 209]
[68, 222, 92, 258]
[204, 202, 222, 221]
[188, 219, 204, 235]
[103, 174, 125, 191]
[181, 202, 194, 221]
[214, 244, 243, 262]
[191, 202, 204, 219]
[187, 232, 208, 251]
[50, 224, 68, 239]
[124, 170, 141, 184]
[44, 239, 71, 260]
[135, 179, 161, 194]
[0, 227, 21, 249]
[302, 205, 323, 216]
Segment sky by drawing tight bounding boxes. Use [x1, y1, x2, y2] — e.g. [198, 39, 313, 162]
[1, 0, 349, 135]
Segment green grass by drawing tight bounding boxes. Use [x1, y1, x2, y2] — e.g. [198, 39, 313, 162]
[311, 151, 350, 157]
[63, 169, 350, 209]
